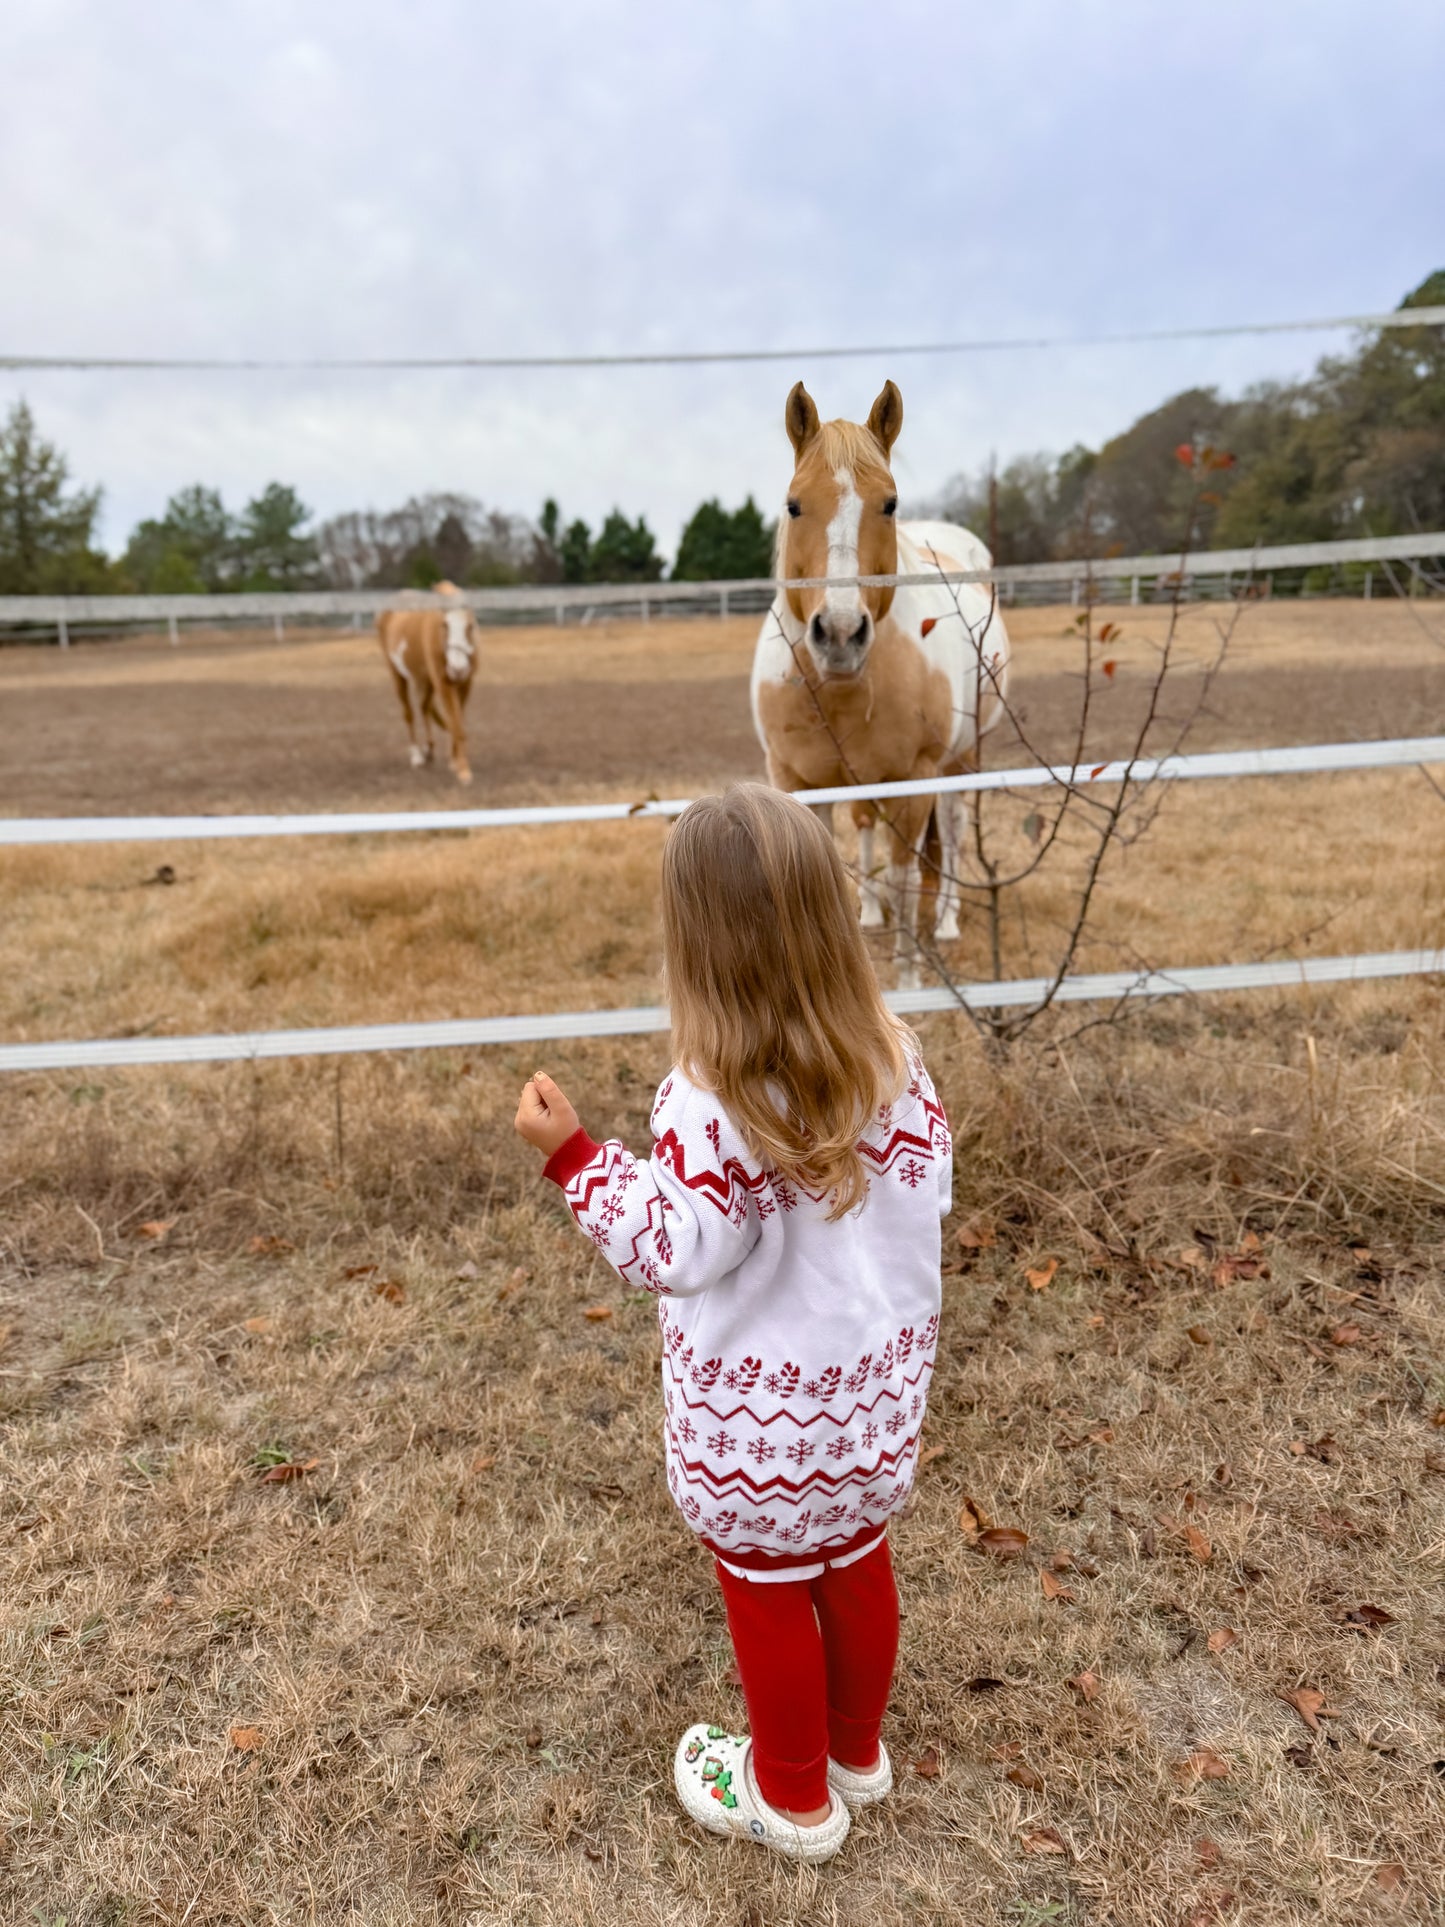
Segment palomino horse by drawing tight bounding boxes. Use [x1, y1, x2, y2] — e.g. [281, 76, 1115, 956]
[750, 381, 1010, 973]
[377, 584, 479, 785]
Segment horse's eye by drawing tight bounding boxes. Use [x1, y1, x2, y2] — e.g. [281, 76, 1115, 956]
[787, 498, 801, 519]
[882, 496, 897, 517]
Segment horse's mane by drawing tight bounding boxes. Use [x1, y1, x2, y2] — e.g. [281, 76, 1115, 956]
[813, 418, 892, 478]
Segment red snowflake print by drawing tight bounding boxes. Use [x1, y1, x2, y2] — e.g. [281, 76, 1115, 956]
[825, 1435, 855, 1461]
[785, 1440, 815, 1465]
[705, 1117, 721, 1154]
[586, 1221, 611, 1249]
[756, 1193, 776, 1220]
[599, 1194, 625, 1227]
[764, 1363, 800, 1399]
[745, 1438, 777, 1464]
[772, 1179, 798, 1213]
[706, 1430, 736, 1456]
[861, 1421, 879, 1449]
[898, 1157, 927, 1189]
[910, 1394, 922, 1419]
[885, 1410, 907, 1436]
[844, 1355, 873, 1395]
[873, 1340, 895, 1380]
[675, 1415, 697, 1444]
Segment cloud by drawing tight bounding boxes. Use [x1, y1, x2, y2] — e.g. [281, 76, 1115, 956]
[1, 0, 1440, 554]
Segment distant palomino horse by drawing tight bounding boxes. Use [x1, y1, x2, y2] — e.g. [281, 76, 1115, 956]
[750, 380, 1010, 963]
[377, 583, 479, 785]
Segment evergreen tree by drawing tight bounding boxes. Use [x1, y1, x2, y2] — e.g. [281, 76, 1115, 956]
[588, 509, 663, 582]
[559, 517, 592, 584]
[672, 495, 775, 579]
[123, 484, 235, 591]
[235, 483, 319, 588]
[0, 399, 109, 593]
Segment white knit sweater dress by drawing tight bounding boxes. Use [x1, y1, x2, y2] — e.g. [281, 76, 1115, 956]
[543, 1056, 952, 1576]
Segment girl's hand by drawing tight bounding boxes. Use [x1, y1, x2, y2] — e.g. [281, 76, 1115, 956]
[515, 1070, 582, 1157]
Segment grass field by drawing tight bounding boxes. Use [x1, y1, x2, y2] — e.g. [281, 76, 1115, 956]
[2, 602, 1443, 1925]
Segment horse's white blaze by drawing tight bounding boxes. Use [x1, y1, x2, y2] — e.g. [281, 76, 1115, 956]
[442, 608, 474, 681]
[823, 467, 864, 631]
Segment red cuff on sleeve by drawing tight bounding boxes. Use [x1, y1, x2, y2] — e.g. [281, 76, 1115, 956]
[542, 1127, 603, 1188]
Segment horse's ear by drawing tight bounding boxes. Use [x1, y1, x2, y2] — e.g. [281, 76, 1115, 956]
[866, 380, 903, 456]
[785, 382, 820, 458]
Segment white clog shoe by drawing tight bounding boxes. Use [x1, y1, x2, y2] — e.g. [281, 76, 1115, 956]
[673, 1724, 851, 1863]
[827, 1742, 893, 1809]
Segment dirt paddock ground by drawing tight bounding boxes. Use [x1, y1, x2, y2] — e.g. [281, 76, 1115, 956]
[1, 602, 1444, 1925]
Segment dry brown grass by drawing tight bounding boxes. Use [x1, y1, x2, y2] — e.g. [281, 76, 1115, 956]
[2, 603, 1444, 1924]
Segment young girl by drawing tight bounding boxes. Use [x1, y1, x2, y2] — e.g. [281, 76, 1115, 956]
[514, 783, 951, 1862]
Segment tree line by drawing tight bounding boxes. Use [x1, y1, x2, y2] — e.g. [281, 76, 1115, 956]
[1, 271, 1439, 596]
[932, 270, 1444, 563]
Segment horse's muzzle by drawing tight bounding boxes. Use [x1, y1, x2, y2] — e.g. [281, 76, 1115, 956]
[806, 609, 873, 679]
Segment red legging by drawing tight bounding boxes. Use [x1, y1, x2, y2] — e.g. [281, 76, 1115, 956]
[714, 1538, 900, 1814]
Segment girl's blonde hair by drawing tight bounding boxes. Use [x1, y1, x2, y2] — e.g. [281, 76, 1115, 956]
[662, 783, 910, 1220]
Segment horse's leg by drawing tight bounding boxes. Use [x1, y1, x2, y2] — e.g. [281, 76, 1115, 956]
[933, 793, 961, 941]
[852, 801, 885, 928]
[439, 678, 472, 786]
[419, 683, 441, 763]
[934, 748, 977, 941]
[391, 670, 425, 768]
[884, 795, 933, 987]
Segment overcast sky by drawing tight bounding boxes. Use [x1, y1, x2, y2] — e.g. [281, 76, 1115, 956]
[2, 0, 1442, 559]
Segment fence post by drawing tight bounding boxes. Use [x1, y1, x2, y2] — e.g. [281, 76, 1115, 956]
[1070, 578, 1081, 607]
[1130, 575, 1140, 606]
[168, 613, 179, 646]
[640, 596, 650, 623]
[1364, 570, 1372, 601]
[555, 600, 565, 625]
[274, 612, 284, 642]
[57, 614, 69, 649]
[720, 587, 729, 620]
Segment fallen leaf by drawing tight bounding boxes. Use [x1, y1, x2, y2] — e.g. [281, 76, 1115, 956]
[469, 1454, 496, 1474]
[1278, 1686, 1339, 1733]
[917, 1444, 947, 1469]
[1186, 1326, 1213, 1347]
[135, 1219, 175, 1241]
[977, 1527, 1029, 1561]
[1067, 1669, 1099, 1703]
[1021, 1826, 1067, 1855]
[989, 1740, 1023, 1761]
[247, 1234, 293, 1257]
[1101, 658, 1117, 679]
[1025, 1257, 1060, 1292]
[958, 1496, 991, 1541]
[342, 1263, 379, 1279]
[257, 1458, 319, 1484]
[1284, 1743, 1312, 1769]
[1196, 1837, 1223, 1871]
[1039, 1568, 1074, 1603]
[1206, 1628, 1239, 1654]
[1006, 1761, 1045, 1792]
[957, 1219, 997, 1249]
[964, 1675, 1006, 1693]
[1374, 1864, 1406, 1895]
[1048, 1548, 1074, 1572]
[499, 1266, 529, 1300]
[583, 1844, 603, 1863]
[912, 1745, 940, 1779]
[1087, 1425, 1114, 1444]
[1350, 1603, 1398, 1629]
[583, 1305, 613, 1322]
[454, 1260, 480, 1281]
[1330, 1323, 1362, 1347]
[1243, 1308, 1269, 1332]
[525, 1727, 543, 1748]
[1213, 1462, 1233, 1486]
[1185, 1526, 1213, 1563]
[242, 1316, 274, 1336]
[1172, 1748, 1230, 1784]
[1211, 1251, 1269, 1287]
[371, 1279, 405, 1304]
[228, 1725, 264, 1753]
[1431, 1409, 1445, 1428]
[1178, 1245, 1209, 1271]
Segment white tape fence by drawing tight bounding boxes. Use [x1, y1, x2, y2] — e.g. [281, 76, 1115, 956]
[1, 529, 1443, 639]
[3, 950, 1441, 1075]
[4, 735, 1443, 847]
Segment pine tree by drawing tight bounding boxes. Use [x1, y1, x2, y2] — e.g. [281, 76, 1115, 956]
[0, 399, 108, 593]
